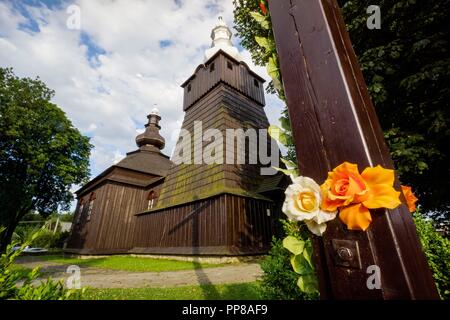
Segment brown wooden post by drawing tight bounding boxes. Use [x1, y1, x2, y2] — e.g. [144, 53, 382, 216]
[268, 0, 439, 299]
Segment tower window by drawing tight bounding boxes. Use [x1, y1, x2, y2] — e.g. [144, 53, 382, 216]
[254, 79, 259, 87]
[147, 190, 158, 210]
[210, 63, 215, 72]
[187, 84, 192, 92]
[227, 60, 233, 70]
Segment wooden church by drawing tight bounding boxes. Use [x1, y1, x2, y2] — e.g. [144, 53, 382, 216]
[66, 17, 286, 256]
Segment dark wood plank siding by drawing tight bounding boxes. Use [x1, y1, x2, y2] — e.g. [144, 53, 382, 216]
[183, 53, 265, 111]
[227, 195, 273, 252]
[67, 180, 163, 253]
[132, 194, 273, 255]
[133, 196, 226, 253]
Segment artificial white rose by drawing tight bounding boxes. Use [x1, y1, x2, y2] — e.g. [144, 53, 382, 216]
[282, 176, 337, 236]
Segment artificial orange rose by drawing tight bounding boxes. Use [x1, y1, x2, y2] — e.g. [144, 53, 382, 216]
[320, 162, 401, 231]
[401, 185, 418, 213]
[259, 2, 268, 15]
[320, 162, 369, 211]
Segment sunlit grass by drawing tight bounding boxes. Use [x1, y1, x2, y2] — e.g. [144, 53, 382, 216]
[39, 255, 225, 272]
[80, 282, 262, 300]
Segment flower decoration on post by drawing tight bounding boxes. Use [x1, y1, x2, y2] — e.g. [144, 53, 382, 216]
[401, 185, 419, 213]
[320, 162, 401, 231]
[282, 176, 337, 236]
[259, 1, 268, 15]
[282, 236, 318, 294]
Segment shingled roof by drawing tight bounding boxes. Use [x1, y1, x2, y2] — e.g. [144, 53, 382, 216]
[76, 109, 172, 196]
[116, 147, 172, 177]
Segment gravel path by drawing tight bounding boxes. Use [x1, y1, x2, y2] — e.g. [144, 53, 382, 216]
[15, 257, 263, 289]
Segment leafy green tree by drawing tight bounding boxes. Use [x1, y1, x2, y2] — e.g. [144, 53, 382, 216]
[57, 212, 75, 223]
[233, 0, 272, 69]
[21, 212, 44, 222]
[338, 0, 449, 217]
[0, 68, 92, 252]
[233, 0, 449, 216]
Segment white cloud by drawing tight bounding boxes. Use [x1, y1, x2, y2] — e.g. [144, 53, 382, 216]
[112, 149, 125, 165]
[0, 0, 285, 183]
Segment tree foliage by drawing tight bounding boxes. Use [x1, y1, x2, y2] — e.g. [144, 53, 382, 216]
[338, 0, 449, 215]
[233, 0, 297, 162]
[234, 0, 272, 68]
[233, 0, 450, 215]
[0, 68, 92, 251]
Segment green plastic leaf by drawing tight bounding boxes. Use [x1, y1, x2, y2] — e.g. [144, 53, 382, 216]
[276, 158, 298, 177]
[279, 116, 291, 131]
[282, 236, 305, 255]
[267, 56, 280, 81]
[268, 125, 288, 146]
[291, 254, 313, 275]
[272, 167, 297, 177]
[297, 274, 319, 294]
[250, 12, 270, 29]
[267, 55, 282, 91]
[302, 240, 315, 269]
[255, 36, 275, 52]
[280, 157, 297, 170]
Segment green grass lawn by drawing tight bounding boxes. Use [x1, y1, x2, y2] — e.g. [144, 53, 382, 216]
[80, 282, 262, 300]
[39, 255, 225, 272]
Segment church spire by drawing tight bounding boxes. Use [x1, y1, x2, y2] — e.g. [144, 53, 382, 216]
[135, 108, 165, 151]
[204, 16, 241, 62]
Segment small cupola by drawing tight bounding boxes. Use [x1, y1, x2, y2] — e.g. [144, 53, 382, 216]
[135, 108, 165, 151]
[204, 16, 241, 62]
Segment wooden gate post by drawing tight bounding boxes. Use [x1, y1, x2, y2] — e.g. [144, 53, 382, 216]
[268, 0, 439, 299]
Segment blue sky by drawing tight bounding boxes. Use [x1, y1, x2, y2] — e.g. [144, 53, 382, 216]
[0, 0, 285, 208]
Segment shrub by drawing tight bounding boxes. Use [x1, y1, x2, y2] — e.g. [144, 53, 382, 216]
[259, 220, 318, 300]
[12, 225, 69, 249]
[31, 229, 57, 249]
[0, 227, 84, 300]
[260, 237, 307, 299]
[414, 213, 450, 300]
